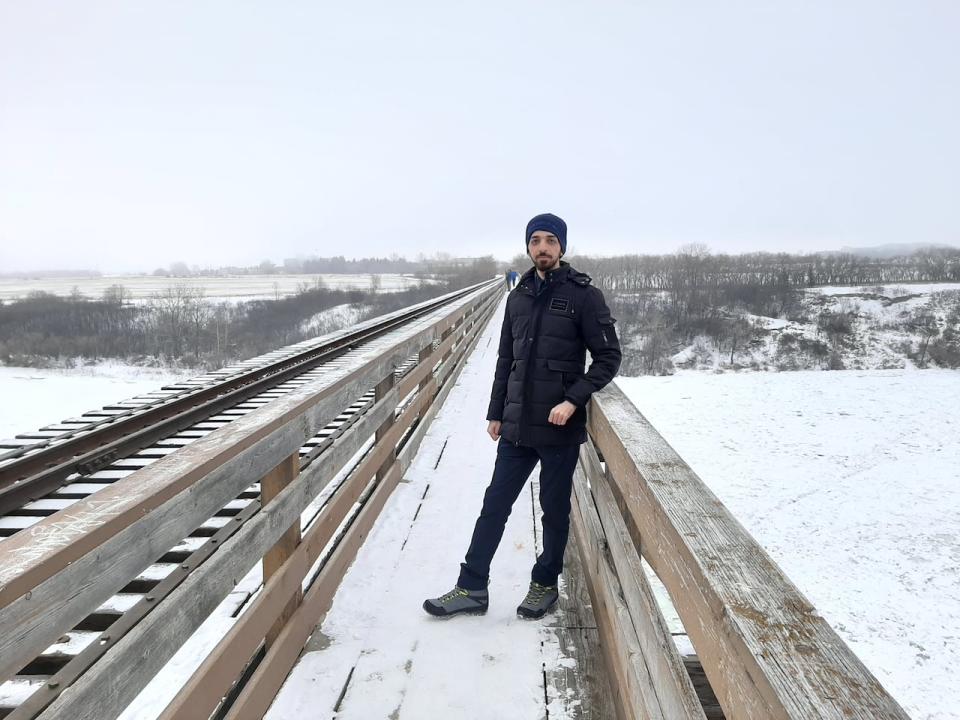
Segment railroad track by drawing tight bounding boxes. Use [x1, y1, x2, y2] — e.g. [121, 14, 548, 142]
[0, 279, 500, 719]
[0, 281, 490, 518]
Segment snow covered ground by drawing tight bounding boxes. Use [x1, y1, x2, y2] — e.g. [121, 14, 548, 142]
[670, 282, 960, 373]
[810, 282, 960, 296]
[617, 370, 960, 720]
[0, 273, 434, 303]
[299, 303, 368, 338]
[0, 362, 190, 439]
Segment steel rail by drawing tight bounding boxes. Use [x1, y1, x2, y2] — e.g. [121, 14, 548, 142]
[0, 280, 495, 516]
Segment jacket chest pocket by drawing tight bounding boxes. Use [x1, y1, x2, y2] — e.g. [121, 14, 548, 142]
[546, 295, 576, 320]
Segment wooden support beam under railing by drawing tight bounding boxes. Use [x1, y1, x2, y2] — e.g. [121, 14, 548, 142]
[571, 439, 707, 720]
[261, 453, 302, 648]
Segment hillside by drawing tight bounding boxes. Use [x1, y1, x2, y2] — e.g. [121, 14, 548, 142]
[647, 283, 960, 373]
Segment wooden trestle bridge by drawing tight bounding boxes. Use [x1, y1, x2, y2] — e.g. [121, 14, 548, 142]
[0, 279, 909, 719]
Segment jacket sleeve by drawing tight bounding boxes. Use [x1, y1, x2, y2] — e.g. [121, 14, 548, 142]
[486, 300, 514, 421]
[564, 287, 621, 408]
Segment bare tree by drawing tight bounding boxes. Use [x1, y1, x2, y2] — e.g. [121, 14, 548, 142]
[910, 310, 940, 367]
[102, 284, 131, 306]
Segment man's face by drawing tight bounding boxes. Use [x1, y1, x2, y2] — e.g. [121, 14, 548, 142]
[528, 231, 562, 272]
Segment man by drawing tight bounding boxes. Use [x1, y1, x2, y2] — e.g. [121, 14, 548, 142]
[423, 213, 622, 620]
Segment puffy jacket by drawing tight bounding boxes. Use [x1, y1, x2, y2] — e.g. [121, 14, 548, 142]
[486, 261, 622, 446]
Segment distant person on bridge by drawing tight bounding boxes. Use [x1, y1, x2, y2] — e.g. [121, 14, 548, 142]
[424, 213, 622, 620]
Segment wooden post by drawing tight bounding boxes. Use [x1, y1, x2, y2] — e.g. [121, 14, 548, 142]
[261, 452, 301, 647]
[416, 342, 435, 413]
[375, 372, 396, 482]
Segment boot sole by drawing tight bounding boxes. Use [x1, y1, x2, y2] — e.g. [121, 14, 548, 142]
[516, 597, 559, 620]
[422, 602, 488, 619]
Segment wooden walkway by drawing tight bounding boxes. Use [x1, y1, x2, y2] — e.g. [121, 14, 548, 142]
[264, 295, 614, 719]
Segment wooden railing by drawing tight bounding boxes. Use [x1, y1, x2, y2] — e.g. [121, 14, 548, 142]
[0, 280, 502, 720]
[571, 383, 911, 720]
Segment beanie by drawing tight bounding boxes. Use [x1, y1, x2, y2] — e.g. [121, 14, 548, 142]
[525, 213, 567, 255]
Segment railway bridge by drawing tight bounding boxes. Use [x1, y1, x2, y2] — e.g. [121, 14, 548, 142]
[0, 280, 909, 719]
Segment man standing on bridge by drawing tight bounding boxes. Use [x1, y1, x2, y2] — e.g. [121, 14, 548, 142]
[424, 213, 622, 619]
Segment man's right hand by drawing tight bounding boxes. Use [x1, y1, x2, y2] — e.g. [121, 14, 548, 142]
[487, 420, 501, 441]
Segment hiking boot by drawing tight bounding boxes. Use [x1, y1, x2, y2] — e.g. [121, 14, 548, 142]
[423, 586, 489, 618]
[517, 581, 559, 619]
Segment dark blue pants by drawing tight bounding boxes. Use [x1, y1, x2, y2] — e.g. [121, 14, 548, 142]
[457, 439, 581, 591]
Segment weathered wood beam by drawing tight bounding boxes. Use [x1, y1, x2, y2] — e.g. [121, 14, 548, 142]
[588, 384, 910, 720]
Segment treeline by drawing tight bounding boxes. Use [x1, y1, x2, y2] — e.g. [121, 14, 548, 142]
[563, 245, 960, 292]
[155, 252, 488, 278]
[0, 258, 498, 368]
[549, 245, 960, 374]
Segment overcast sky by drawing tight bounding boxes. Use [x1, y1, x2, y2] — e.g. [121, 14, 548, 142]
[1, 1, 958, 273]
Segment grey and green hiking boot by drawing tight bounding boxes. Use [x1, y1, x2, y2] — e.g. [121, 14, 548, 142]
[423, 586, 489, 618]
[517, 581, 559, 619]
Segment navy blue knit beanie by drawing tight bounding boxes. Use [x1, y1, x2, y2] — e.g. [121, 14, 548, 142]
[525, 213, 567, 255]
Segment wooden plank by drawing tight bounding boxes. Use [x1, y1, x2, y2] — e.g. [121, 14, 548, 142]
[0, 287, 491, 685]
[544, 504, 618, 720]
[157, 380, 435, 720]
[578, 441, 707, 720]
[223, 462, 405, 720]
[394, 293, 494, 476]
[570, 464, 660, 720]
[374, 374, 396, 483]
[588, 385, 910, 720]
[35, 389, 398, 720]
[162, 376, 436, 719]
[261, 453, 301, 647]
[222, 304, 497, 719]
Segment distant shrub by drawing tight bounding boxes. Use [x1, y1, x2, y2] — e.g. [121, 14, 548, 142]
[927, 341, 960, 368]
[818, 310, 856, 337]
[828, 349, 845, 370]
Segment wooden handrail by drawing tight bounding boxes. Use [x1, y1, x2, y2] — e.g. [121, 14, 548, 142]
[579, 383, 910, 720]
[0, 281, 501, 720]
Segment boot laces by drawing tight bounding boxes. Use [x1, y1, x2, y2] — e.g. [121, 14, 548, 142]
[439, 587, 469, 604]
[524, 582, 555, 604]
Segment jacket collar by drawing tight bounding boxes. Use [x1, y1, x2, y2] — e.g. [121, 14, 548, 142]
[516, 261, 574, 295]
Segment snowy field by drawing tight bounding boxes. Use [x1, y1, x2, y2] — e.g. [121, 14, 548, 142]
[616, 370, 960, 720]
[809, 282, 960, 296]
[0, 363, 190, 438]
[0, 273, 434, 303]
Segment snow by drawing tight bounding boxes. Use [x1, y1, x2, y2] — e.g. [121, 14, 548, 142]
[267, 294, 577, 719]
[299, 303, 368, 337]
[0, 362, 190, 439]
[670, 283, 960, 373]
[810, 282, 960, 296]
[616, 370, 960, 720]
[0, 273, 435, 303]
[745, 313, 790, 329]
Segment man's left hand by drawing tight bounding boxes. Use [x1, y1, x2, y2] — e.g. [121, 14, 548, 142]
[548, 400, 578, 426]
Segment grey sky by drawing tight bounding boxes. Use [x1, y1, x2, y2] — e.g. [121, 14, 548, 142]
[1, 1, 958, 273]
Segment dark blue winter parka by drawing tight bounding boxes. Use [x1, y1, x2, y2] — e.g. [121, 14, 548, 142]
[486, 261, 622, 446]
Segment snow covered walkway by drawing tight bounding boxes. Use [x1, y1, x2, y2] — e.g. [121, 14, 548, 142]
[266, 295, 590, 719]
